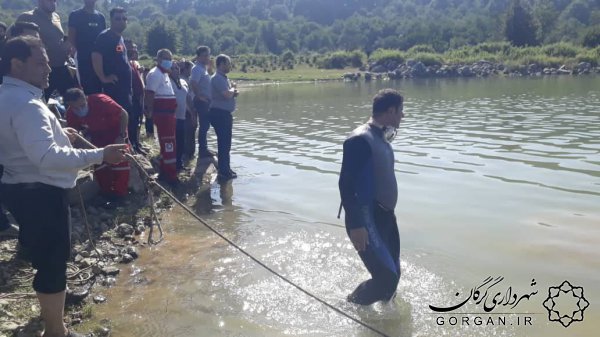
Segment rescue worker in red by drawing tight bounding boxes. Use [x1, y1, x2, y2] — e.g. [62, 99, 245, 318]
[64, 88, 130, 199]
[145, 48, 178, 185]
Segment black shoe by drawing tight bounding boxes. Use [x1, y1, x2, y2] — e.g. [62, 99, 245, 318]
[217, 173, 234, 182]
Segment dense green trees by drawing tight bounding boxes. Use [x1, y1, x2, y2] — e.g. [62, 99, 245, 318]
[505, 0, 540, 46]
[0, 0, 599, 56]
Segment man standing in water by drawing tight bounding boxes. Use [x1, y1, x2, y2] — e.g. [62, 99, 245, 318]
[210, 54, 239, 182]
[0, 36, 126, 337]
[339, 89, 404, 305]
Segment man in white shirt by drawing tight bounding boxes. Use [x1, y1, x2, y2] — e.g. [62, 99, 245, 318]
[0, 36, 126, 337]
[145, 49, 178, 184]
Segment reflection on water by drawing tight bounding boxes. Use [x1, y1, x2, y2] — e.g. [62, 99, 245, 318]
[93, 77, 599, 337]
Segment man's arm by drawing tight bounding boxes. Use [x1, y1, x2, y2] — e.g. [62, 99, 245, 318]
[339, 136, 372, 251]
[119, 108, 128, 137]
[190, 79, 208, 102]
[13, 103, 104, 170]
[213, 75, 236, 99]
[67, 27, 77, 52]
[67, 12, 77, 51]
[92, 52, 116, 84]
[339, 136, 372, 228]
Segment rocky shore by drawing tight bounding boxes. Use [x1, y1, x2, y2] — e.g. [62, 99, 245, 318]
[0, 136, 220, 337]
[0, 187, 174, 337]
[343, 60, 599, 81]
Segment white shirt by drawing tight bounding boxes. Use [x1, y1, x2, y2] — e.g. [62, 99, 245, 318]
[145, 67, 175, 99]
[0, 76, 104, 188]
[171, 77, 189, 120]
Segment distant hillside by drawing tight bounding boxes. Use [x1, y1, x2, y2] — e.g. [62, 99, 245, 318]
[1, 0, 599, 55]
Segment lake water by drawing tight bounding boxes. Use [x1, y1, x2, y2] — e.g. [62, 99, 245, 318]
[91, 77, 599, 337]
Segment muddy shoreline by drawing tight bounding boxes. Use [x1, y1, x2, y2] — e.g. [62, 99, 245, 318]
[0, 137, 217, 337]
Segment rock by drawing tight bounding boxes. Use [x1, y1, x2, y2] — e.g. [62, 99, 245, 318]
[370, 64, 388, 73]
[575, 61, 592, 74]
[527, 63, 541, 75]
[102, 277, 117, 287]
[107, 248, 120, 257]
[92, 265, 103, 275]
[410, 62, 427, 77]
[120, 254, 134, 263]
[117, 223, 134, 237]
[80, 258, 97, 268]
[135, 224, 145, 235]
[458, 66, 475, 77]
[66, 288, 89, 305]
[101, 266, 120, 276]
[93, 295, 107, 304]
[95, 326, 111, 337]
[124, 246, 138, 259]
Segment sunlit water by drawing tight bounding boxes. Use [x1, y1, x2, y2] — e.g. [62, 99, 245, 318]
[92, 77, 599, 337]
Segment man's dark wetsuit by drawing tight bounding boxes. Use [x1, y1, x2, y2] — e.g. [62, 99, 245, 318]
[339, 122, 400, 305]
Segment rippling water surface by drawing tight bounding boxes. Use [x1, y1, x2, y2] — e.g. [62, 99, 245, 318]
[92, 77, 599, 337]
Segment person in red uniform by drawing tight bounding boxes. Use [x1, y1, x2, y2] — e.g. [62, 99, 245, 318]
[145, 49, 178, 184]
[64, 88, 130, 199]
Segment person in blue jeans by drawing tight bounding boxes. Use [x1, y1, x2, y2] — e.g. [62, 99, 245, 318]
[190, 46, 214, 158]
[209, 54, 239, 182]
[339, 89, 405, 305]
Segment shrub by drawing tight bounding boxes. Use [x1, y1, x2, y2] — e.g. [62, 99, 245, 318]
[318, 50, 366, 69]
[411, 52, 444, 66]
[541, 43, 581, 58]
[370, 49, 406, 64]
[407, 44, 436, 54]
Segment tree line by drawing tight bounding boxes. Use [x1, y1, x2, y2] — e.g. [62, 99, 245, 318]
[1, 0, 599, 58]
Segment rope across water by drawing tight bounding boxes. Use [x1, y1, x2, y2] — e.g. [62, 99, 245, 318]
[76, 134, 392, 337]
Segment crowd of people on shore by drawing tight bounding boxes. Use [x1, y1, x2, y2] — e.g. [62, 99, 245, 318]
[0, 0, 240, 336]
[0, 1, 405, 336]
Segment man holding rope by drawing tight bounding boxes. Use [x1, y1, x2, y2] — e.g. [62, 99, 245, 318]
[0, 36, 126, 337]
[339, 89, 404, 305]
[64, 88, 130, 201]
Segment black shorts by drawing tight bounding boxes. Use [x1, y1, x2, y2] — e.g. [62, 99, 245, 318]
[2, 183, 71, 293]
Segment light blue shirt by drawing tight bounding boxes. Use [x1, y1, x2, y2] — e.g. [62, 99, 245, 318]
[210, 71, 236, 113]
[190, 62, 211, 101]
[0, 76, 104, 188]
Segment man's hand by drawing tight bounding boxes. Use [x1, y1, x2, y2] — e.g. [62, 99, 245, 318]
[349, 227, 369, 252]
[101, 74, 118, 84]
[103, 144, 128, 164]
[63, 127, 80, 145]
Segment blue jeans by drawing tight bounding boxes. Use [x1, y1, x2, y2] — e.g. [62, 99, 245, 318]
[195, 100, 211, 153]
